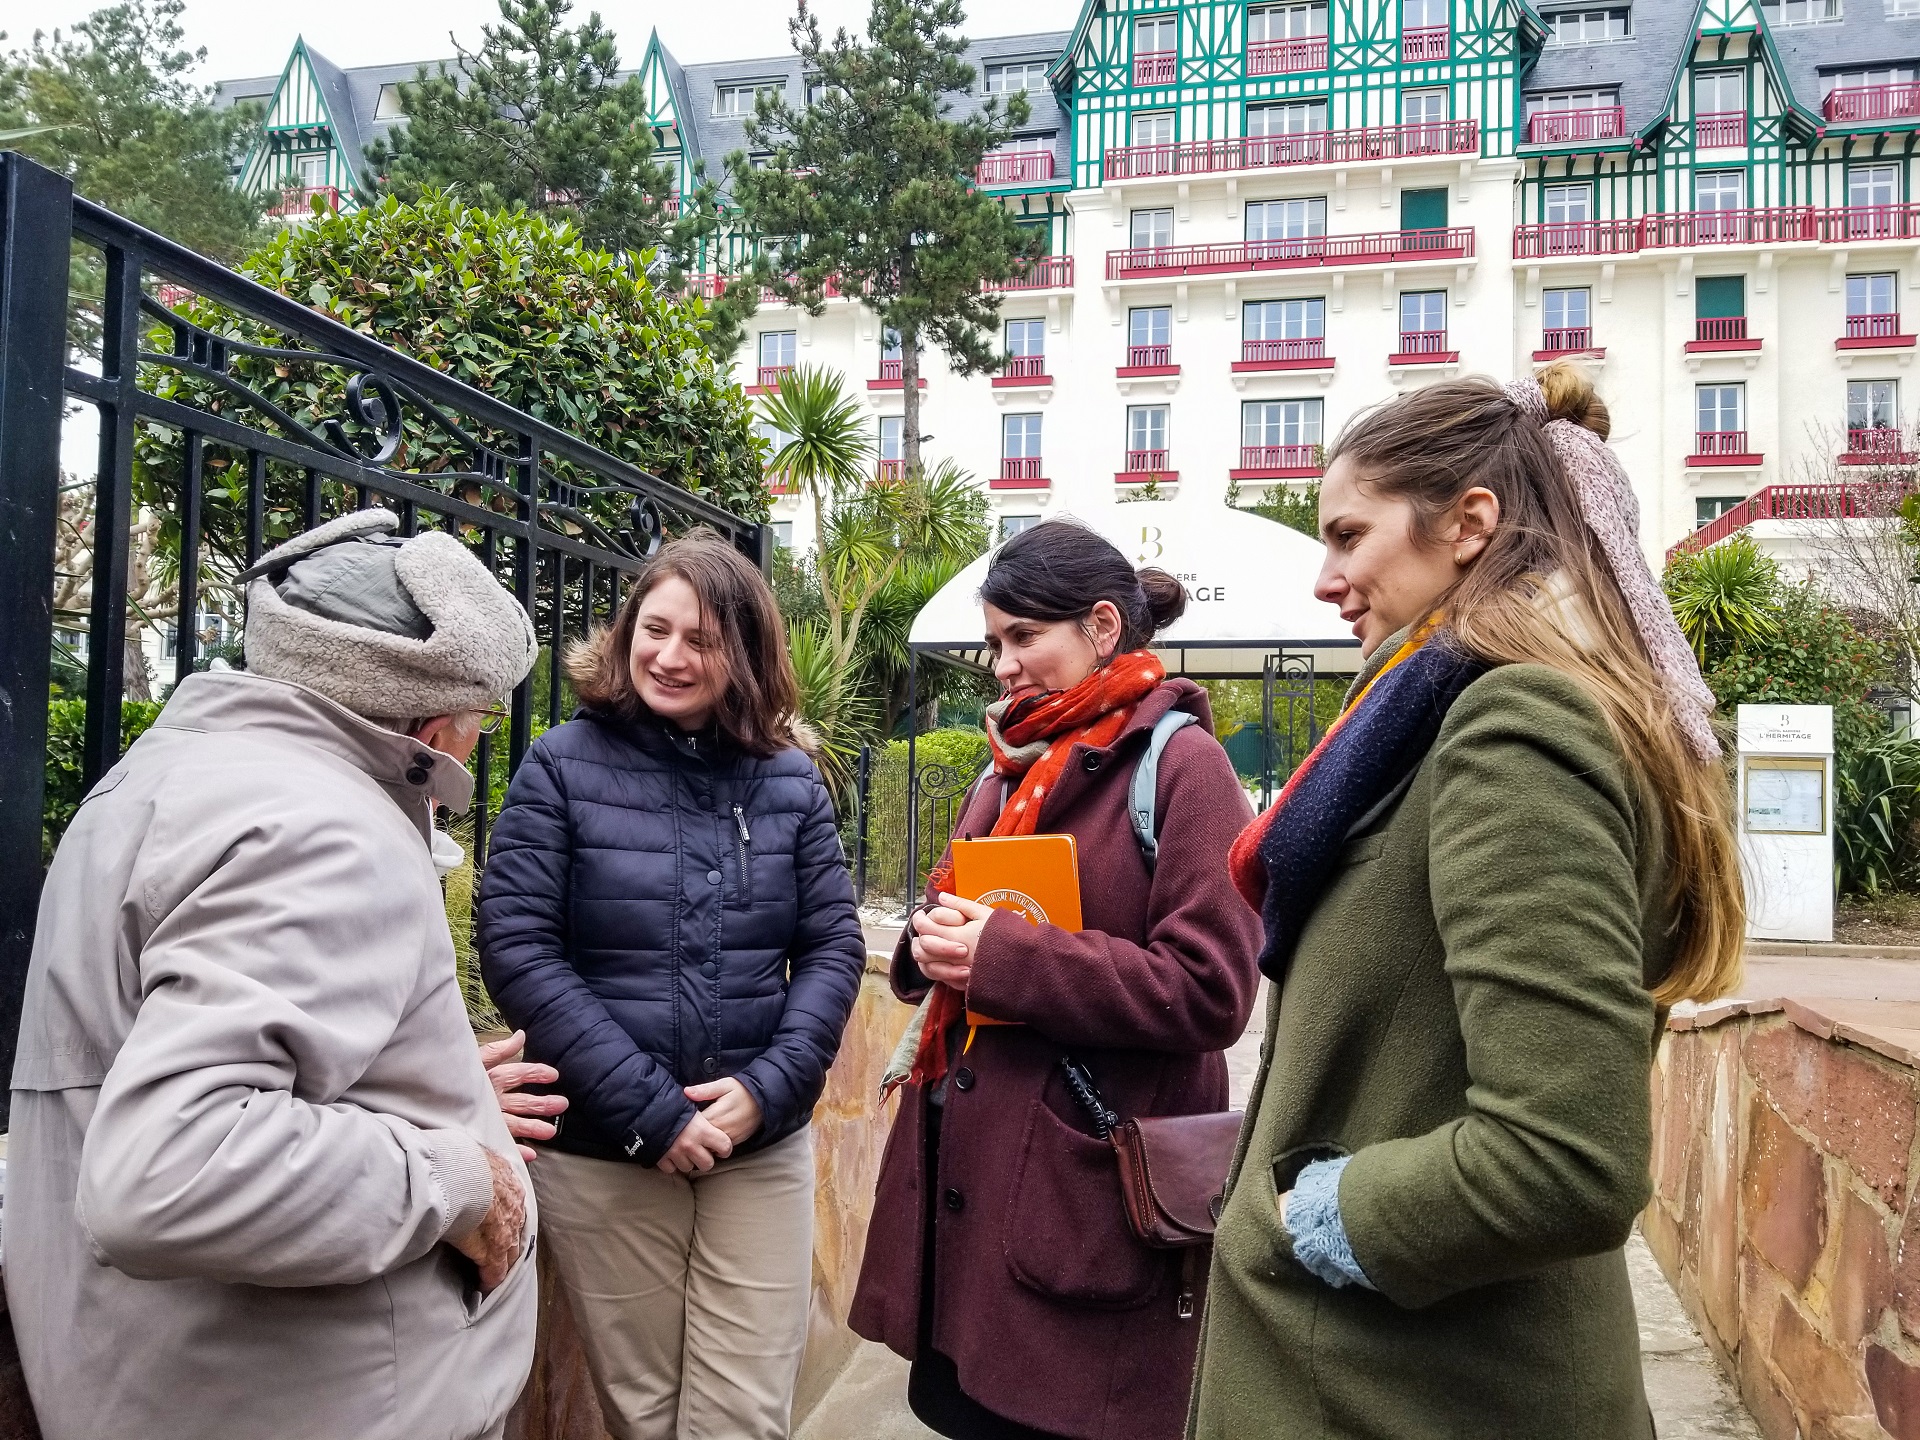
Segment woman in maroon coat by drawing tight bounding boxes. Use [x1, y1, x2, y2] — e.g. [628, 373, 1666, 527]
[849, 520, 1263, 1440]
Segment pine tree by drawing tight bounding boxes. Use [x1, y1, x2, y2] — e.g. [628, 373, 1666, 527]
[727, 0, 1046, 473]
[367, 0, 726, 331]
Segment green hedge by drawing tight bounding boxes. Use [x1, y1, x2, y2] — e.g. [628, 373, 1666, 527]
[861, 728, 990, 902]
[43, 698, 163, 862]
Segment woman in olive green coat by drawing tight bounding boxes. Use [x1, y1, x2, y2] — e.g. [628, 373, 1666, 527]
[1190, 364, 1746, 1439]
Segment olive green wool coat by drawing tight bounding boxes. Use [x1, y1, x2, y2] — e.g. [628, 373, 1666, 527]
[1189, 661, 1674, 1440]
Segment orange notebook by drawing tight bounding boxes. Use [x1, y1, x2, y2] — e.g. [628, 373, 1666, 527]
[949, 834, 1082, 1028]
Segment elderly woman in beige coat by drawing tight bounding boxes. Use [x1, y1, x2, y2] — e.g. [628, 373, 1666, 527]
[8, 509, 549, 1440]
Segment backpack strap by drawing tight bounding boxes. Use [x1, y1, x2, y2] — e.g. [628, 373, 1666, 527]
[1130, 710, 1199, 874]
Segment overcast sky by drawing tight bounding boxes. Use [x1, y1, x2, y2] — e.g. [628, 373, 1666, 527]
[4, 0, 1078, 81]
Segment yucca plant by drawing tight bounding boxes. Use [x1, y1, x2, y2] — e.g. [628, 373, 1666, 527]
[1664, 534, 1781, 664]
[1836, 736, 1920, 895]
[757, 365, 873, 561]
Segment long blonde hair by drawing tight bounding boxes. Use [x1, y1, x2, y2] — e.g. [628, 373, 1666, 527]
[1328, 362, 1743, 1006]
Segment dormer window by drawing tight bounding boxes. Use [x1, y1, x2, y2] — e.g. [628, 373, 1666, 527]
[715, 81, 784, 117]
[374, 83, 406, 120]
[1543, 7, 1631, 44]
[985, 61, 1048, 93]
[1763, 0, 1841, 21]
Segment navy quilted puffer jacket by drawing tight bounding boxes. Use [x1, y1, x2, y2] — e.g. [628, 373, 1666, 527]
[477, 707, 865, 1165]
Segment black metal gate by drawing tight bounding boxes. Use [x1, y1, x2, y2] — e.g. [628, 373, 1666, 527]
[0, 152, 765, 1121]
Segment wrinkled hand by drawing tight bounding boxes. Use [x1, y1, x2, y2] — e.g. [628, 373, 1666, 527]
[1278, 1190, 1293, 1231]
[657, 1109, 735, 1176]
[911, 892, 994, 990]
[479, 1030, 569, 1162]
[684, 1076, 763, 1146]
[453, 1149, 527, 1295]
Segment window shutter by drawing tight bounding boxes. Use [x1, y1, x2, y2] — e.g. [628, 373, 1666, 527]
[1695, 275, 1745, 320]
[1399, 187, 1449, 231]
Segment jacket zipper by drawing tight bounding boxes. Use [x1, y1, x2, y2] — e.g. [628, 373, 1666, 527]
[732, 804, 753, 901]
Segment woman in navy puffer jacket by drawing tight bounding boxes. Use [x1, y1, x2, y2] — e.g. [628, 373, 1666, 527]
[478, 530, 865, 1440]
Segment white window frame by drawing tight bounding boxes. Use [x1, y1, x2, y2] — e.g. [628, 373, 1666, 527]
[1131, 110, 1176, 147]
[1243, 297, 1326, 340]
[1848, 379, 1899, 430]
[1402, 0, 1448, 28]
[714, 81, 784, 117]
[1526, 88, 1620, 116]
[1766, 0, 1841, 23]
[1130, 208, 1174, 249]
[1128, 306, 1173, 348]
[1248, 100, 1330, 135]
[1544, 182, 1594, 223]
[1249, 2, 1329, 39]
[879, 417, 903, 461]
[1246, 197, 1328, 242]
[999, 514, 1042, 541]
[1543, 286, 1591, 331]
[1694, 170, 1747, 210]
[1006, 318, 1046, 357]
[1694, 70, 1745, 114]
[1242, 398, 1324, 447]
[374, 83, 406, 120]
[758, 331, 797, 369]
[1696, 383, 1745, 434]
[1135, 15, 1180, 54]
[295, 153, 329, 188]
[1002, 413, 1044, 459]
[1401, 88, 1449, 125]
[1544, 8, 1631, 45]
[984, 61, 1049, 93]
[1128, 405, 1170, 453]
[1399, 289, 1446, 335]
[1847, 273, 1899, 316]
[1851, 163, 1901, 208]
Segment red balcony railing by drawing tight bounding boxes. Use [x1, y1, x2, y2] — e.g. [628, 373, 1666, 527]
[1845, 428, 1916, 463]
[1241, 337, 1326, 362]
[1126, 344, 1172, 368]
[1124, 449, 1171, 473]
[1248, 35, 1328, 74]
[877, 458, 906, 481]
[1525, 107, 1626, 145]
[879, 357, 903, 380]
[1847, 313, 1903, 340]
[1695, 112, 1747, 148]
[756, 365, 793, 388]
[1000, 457, 1045, 482]
[1537, 326, 1593, 353]
[1104, 119, 1477, 179]
[1669, 483, 1907, 560]
[1825, 83, 1920, 124]
[269, 185, 340, 218]
[1107, 225, 1472, 279]
[1515, 204, 1920, 256]
[977, 151, 1055, 186]
[1395, 329, 1450, 356]
[1239, 444, 1322, 470]
[995, 255, 1075, 292]
[1401, 26, 1449, 60]
[1696, 317, 1749, 343]
[1694, 430, 1752, 457]
[1134, 50, 1178, 84]
[1004, 354, 1047, 377]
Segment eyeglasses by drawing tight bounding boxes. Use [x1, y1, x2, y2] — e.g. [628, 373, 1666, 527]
[478, 705, 510, 735]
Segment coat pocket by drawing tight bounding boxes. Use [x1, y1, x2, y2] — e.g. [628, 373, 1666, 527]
[461, 1227, 537, 1328]
[1003, 1099, 1164, 1310]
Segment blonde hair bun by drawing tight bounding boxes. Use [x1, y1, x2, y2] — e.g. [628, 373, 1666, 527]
[1536, 359, 1610, 440]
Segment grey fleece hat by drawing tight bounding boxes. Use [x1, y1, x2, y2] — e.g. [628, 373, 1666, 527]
[241, 509, 537, 719]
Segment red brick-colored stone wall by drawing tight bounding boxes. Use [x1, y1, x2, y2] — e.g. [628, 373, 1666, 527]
[1647, 1005, 1920, 1438]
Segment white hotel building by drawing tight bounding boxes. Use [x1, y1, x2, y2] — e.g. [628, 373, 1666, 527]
[216, 0, 1920, 564]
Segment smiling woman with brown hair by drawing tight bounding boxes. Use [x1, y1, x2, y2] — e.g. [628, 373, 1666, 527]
[478, 528, 865, 1440]
[1188, 363, 1743, 1439]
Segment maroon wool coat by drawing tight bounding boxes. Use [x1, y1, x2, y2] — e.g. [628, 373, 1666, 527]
[848, 679, 1263, 1440]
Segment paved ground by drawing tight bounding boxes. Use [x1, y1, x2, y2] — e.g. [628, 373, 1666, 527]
[800, 974, 1761, 1439]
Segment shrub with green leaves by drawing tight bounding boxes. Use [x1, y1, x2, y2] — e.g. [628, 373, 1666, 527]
[862, 727, 990, 900]
[139, 192, 766, 574]
[1701, 580, 1890, 758]
[43, 697, 163, 861]
[1836, 736, 1920, 896]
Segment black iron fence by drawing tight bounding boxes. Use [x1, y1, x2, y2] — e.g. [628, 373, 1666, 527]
[0, 152, 765, 1121]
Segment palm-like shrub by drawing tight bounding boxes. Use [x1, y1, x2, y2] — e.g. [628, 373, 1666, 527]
[1665, 534, 1780, 664]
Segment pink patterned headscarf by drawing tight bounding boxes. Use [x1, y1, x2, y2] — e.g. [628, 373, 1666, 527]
[1501, 378, 1722, 763]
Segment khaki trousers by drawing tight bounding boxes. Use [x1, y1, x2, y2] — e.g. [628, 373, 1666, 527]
[531, 1129, 816, 1440]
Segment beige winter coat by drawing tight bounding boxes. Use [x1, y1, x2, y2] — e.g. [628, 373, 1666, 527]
[7, 670, 537, 1440]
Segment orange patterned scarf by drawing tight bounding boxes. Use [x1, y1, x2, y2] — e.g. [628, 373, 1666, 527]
[907, 650, 1167, 1091]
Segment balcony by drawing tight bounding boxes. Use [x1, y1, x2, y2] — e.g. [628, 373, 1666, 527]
[1122, 344, 1174, 372]
[1695, 112, 1747, 148]
[1689, 430, 1761, 466]
[877, 459, 906, 482]
[1824, 83, 1920, 125]
[996, 255, 1074, 292]
[1248, 36, 1328, 74]
[1514, 204, 1920, 257]
[1839, 313, 1917, 351]
[1401, 26, 1449, 60]
[1103, 119, 1478, 180]
[1117, 449, 1178, 484]
[1669, 482, 1905, 560]
[1390, 329, 1457, 364]
[747, 364, 793, 395]
[1232, 444, 1325, 479]
[869, 357, 926, 391]
[1524, 107, 1627, 145]
[977, 151, 1055, 187]
[1107, 225, 1472, 281]
[995, 457, 1048, 489]
[1233, 337, 1335, 376]
[1134, 50, 1178, 84]
[998, 355, 1048, 382]
[1534, 326, 1598, 361]
[269, 185, 340, 218]
[1842, 429, 1919, 465]
[1684, 316, 1761, 357]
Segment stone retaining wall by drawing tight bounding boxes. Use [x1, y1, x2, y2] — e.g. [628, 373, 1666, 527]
[1645, 996, 1920, 1438]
